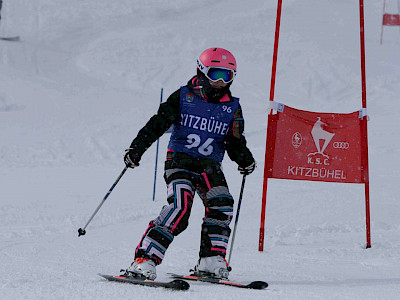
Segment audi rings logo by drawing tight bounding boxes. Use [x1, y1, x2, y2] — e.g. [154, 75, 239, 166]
[333, 142, 350, 149]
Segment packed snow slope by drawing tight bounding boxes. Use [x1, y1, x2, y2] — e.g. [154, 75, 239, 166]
[1, 0, 400, 299]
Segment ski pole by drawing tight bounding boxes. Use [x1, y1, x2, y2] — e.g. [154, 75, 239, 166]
[0, 0, 3, 25]
[152, 88, 163, 201]
[78, 166, 129, 236]
[227, 174, 247, 269]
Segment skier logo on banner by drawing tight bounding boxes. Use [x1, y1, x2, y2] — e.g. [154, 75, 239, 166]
[310, 117, 334, 156]
[307, 117, 335, 167]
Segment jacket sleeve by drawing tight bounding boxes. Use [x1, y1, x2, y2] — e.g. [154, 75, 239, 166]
[129, 89, 181, 159]
[224, 104, 255, 168]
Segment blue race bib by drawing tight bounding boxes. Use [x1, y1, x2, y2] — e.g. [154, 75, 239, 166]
[168, 86, 239, 162]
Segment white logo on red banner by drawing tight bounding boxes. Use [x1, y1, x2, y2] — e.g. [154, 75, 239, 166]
[291, 132, 302, 149]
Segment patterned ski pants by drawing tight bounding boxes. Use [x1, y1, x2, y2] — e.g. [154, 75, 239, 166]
[135, 154, 234, 265]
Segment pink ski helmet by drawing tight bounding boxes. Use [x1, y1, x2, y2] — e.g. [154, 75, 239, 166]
[197, 48, 237, 83]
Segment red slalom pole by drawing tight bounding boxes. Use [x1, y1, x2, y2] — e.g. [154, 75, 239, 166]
[269, 0, 283, 102]
[359, 0, 371, 248]
[359, 0, 367, 109]
[259, 0, 283, 252]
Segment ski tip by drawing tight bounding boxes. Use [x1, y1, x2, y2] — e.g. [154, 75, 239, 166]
[98, 273, 190, 291]
[248, 281, 268, 289]
[170, 279, 190, 291]
[0, 36, 20, 42]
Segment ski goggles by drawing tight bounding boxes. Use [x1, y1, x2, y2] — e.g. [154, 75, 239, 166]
[205, 67, 236, 83]
[197, 59, 236, 83]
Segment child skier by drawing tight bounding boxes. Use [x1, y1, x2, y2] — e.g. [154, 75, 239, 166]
[123, 47, 256, 280]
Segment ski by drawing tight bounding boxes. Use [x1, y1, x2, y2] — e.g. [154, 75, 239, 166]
[0, 36, 20, 41]
[168, 273, 268, 290]
[98, 273, 190, 291]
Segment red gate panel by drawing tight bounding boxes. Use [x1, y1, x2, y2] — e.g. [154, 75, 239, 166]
[383, 13, 400, 26]
[265, 105, 367, 184]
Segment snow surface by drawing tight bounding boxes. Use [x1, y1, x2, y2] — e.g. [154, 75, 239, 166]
[1, 0, 400, 299]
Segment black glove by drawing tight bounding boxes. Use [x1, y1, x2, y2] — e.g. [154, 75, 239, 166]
[238, 161, 256, 175]
[124, 148, 141, 168]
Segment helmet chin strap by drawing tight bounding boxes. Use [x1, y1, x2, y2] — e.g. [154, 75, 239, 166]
[199, 85, 207, 100]
[204, 84, 229, 103]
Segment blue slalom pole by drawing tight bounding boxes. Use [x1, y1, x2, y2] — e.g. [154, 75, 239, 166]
[152, 88, 163, 201]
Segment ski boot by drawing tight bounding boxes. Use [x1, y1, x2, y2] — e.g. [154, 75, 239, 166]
[194, 255, 230, 279]
[123, 257, 157, 280]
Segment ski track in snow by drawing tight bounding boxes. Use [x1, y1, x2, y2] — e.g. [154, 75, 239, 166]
[1, 0, 400, 299]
